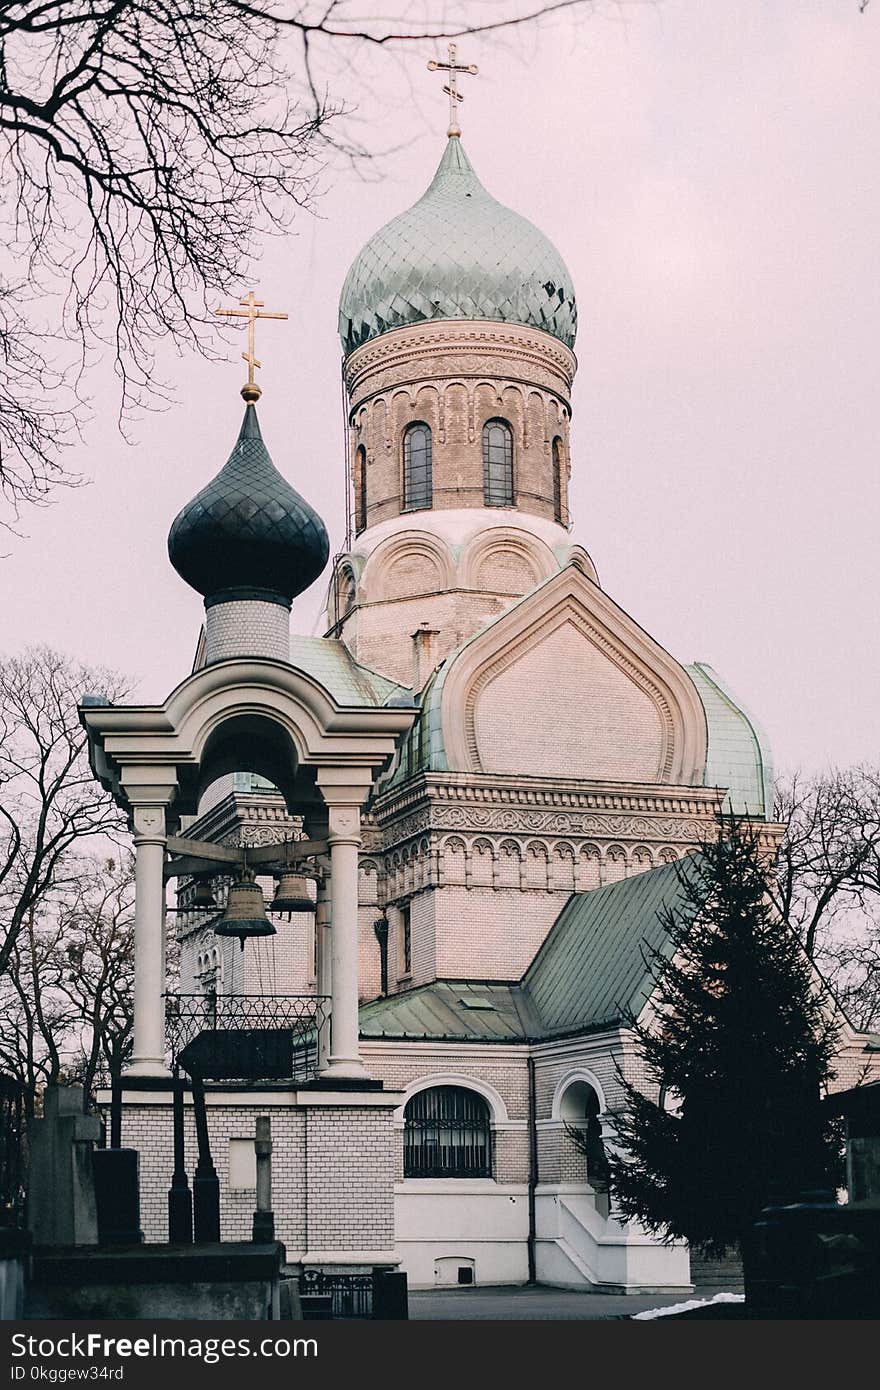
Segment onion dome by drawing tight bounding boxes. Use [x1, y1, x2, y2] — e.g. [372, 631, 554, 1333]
[168, 405, 329, 608]
[339, 136, 577, 357]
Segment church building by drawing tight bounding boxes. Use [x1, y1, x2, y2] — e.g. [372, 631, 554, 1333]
[82, 97, 876, 1292]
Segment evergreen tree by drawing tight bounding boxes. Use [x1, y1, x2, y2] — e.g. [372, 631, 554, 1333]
[607, 813, 843, 1257]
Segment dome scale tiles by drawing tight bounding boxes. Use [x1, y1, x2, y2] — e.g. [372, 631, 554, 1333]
[338, 136, 578, 356]
[167, 404, 330, 607]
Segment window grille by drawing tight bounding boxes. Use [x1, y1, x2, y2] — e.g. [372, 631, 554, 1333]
[404, 1086, 492, 1178]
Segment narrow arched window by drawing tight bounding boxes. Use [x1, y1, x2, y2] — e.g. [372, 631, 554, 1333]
[354, 445, 367, 534]
[403, 423, 432, 510]
[552, 436, 565, 524]
[404, 1086, 492, 1178]
[482, 419, 514, 507]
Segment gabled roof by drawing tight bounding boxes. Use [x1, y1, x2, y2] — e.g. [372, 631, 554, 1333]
[360, 856, 701, 1044]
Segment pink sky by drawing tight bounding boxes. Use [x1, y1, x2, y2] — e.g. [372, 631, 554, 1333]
[2, 0, 878, 776]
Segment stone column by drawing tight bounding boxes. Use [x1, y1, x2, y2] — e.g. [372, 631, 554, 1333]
[315, 864, 333, 1071]
[316, 769, 372, 1081]
[127, 800, 173, 1078]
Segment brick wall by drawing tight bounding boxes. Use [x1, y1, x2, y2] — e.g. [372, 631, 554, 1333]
[116, 1093, 397, 1256]
[204, 600, 290, 663]
[343, 320, 575, 535]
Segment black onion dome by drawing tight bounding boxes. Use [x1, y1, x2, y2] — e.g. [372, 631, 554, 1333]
[167, 405, 330, 607]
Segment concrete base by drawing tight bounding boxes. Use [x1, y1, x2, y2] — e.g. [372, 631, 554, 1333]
[25, 1243, 286, 1321]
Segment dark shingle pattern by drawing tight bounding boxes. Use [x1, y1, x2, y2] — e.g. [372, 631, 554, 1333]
[168, 406, 329, 603]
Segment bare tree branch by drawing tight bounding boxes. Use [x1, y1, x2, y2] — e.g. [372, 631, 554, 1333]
[0, 0, 612, 525]
[772, 765, 880, 1030]
[0, 643, 129, 979]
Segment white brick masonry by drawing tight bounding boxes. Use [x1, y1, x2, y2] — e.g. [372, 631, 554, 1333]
[205, 600, 290, 663]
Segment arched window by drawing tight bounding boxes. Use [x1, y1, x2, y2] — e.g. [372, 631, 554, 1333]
[482, 419, 514, 507]
[354, 445, 367, 534]
[552, 436, 565, 524]
[403, 423, 432, 511]
[404, 1086, 492, 1178]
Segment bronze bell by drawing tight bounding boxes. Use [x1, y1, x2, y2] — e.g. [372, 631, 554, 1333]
[270, 872, 314, 917]
[213, 874, 276, 949]
[190, 876, 217, 911]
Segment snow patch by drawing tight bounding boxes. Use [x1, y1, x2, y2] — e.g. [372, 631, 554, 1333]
[632, 1292, 746, 1320]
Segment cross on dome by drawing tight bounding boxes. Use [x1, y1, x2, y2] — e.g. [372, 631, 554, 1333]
[215, 290, 288, 403]
[427, 42, 479, 138]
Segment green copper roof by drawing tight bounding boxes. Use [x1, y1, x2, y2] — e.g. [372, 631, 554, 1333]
[339, 136, 577, 356]
[360, 859, 701, 1043]
[360, 980, 535, 1043]
[286, 635, 412, 709]
[686, 663, 774, 818]
[523, 857, 698, 1035]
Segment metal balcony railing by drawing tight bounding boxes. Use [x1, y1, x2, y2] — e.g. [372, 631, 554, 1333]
[164, 993, 329, 1083]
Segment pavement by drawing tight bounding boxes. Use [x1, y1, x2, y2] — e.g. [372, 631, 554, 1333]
[409, 1283, 738, 1320]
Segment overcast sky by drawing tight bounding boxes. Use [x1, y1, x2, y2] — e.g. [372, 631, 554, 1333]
[2, 0, 878, 777]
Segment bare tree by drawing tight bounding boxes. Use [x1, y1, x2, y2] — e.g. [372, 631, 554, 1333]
[0, 855, 135, 1113]
[55, 856, 135, 1099]
[0, 644, 129, 980]
[0, 904, 76, 1115]
[772, 765, 880, 1029]
[0, 0, 606, 525]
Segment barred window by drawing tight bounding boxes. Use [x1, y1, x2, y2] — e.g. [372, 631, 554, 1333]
[482, 419, 514, 507]
[403, 423, 432, 510]
[403, 1086, 492, 1178]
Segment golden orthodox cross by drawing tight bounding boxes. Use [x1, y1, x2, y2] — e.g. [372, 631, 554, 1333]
[215, 291, 288, 402]
[427, 42, 478, 138]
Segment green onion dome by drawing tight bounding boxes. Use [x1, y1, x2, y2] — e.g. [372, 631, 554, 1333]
[339, 136, 577, 357]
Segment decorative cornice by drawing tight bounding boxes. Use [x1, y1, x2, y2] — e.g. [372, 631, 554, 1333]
[345, 320, 575, 406]
[184, 791, 301, 848]
[370, 772, 731, 854]
[374, 771, 724, 821]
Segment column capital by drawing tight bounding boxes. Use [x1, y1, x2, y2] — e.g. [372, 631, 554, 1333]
[122, 767, 178, 816]
[131, 804, 169, 844]
[325, 803, 361, 845]
[315, 764, 374, 808]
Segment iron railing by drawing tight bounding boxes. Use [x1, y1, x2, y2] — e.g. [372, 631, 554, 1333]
[299, 1270, 373, 1319]
[165, 994, 329, 1083]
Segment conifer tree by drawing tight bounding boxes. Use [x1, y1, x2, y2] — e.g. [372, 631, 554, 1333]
[607, 814, 843, 1257]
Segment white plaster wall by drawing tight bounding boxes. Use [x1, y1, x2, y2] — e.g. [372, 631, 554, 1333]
[394, 1180, 530, 1288]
